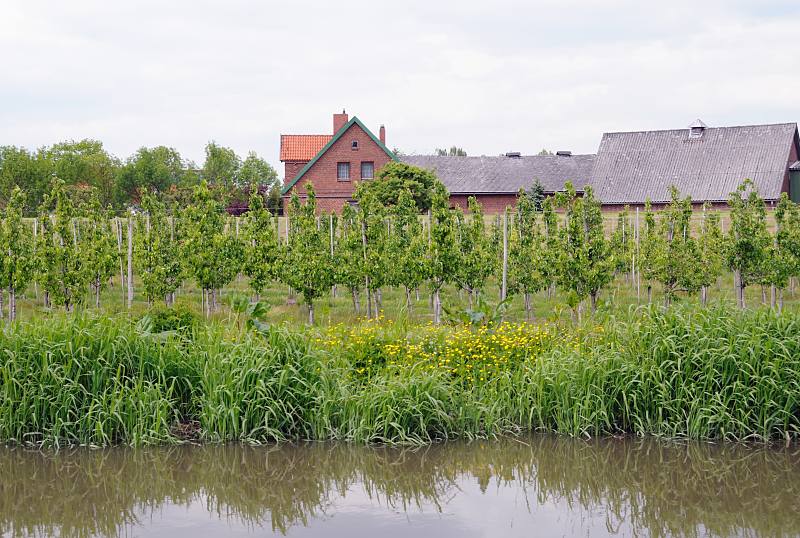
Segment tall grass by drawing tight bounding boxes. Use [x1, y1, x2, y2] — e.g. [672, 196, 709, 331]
[1, 306, 799, 447]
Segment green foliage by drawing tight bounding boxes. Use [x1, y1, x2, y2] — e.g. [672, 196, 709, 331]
[242, 185, 279, 297]
[116, 146, 187, 205]
[281, 185, 334, 323]
[455, 197, 493, 296]
[142, 303, 199, 334]
[727, 179, 771, 306]
[182, 182, 243, 298]
[83, 192, 119, 307]
[0, 146, 50, 212]
[43, 140, 119, 208]
[238, 151, 279, 189]
[36, 180, 88, 311]
[697, 204, 725, 294]
[386, 190, 427, 298]
[443, 295, 512, 327]
[3, 306, 800, 447]
[0, 187, 34, 319]
[202, 141, 242, 189]
[652, 188, 703, 304]
[435, 146, 467, 156]
[508, 192, 547, 314]
[555, 183, 614, 315]
[135, 191, 183, 304]
[354, 161, 441, 211]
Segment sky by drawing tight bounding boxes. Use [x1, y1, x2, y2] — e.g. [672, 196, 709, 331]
[1, 0, 798, 176]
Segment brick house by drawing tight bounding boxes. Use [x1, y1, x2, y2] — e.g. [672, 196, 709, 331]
[280, 111, 395, 213]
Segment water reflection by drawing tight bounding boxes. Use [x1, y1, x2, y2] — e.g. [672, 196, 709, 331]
[1, 436, 798, 537]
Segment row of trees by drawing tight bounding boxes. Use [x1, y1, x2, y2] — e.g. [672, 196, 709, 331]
[0, 173, 797, 323]
[0, 140, 280, 214]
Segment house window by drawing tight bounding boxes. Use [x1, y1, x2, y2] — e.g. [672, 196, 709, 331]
[361, 161, 374, 179]
[351, 140, 359, 150]
[337, 162, 350, 181]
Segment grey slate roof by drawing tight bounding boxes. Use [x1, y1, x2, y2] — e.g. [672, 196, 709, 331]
[399, 154, 596, 195]
[589, 123, 799, 204]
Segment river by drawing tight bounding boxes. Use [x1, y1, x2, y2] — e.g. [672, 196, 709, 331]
[1, 436, 798, 537]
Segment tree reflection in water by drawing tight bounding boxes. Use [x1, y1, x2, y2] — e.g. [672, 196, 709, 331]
[0, 436, 798, 537]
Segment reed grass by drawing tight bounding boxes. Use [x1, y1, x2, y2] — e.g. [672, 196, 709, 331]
[1, 305, 799, 447]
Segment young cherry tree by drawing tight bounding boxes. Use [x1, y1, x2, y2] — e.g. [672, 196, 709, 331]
[182, 181, 243, 315]
[726, 179, 770, 309]
[768, 193, 800, 312]
[456, 197, 494, 307]
[508, 190, 547, 319]
[555, 183, 613, 319]
[334, 203, 367, 315]
[697, 204, 725, 306]
[387, 189, 427, 313]
[136, 190, 183, 305]
[0, 187, 34, 320]
[356, 188, 391, 317]
[653, 188, 702, 306]
[82, 191, 118, 308]
[242, 184, 280, 301]
[539, 197, 559, 299]
[609, 206, 634, 284]
[36, 180, 87, 312]
[281, 185, 334, 324]
[427, 182, 460, 324]
[638, 199, 660, 303]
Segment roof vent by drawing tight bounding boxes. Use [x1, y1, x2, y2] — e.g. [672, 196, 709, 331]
[556, 150, 572, 157]
[505, 152, 521, 158]
[688, 118, 707, 139]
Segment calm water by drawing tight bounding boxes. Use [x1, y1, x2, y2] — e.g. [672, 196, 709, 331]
[1, 436, 799, 537]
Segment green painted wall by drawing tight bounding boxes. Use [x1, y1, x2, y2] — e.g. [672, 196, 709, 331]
[791, 171, 800, 203]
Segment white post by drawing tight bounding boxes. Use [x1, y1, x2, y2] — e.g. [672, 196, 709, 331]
[127, 216, 134, 308]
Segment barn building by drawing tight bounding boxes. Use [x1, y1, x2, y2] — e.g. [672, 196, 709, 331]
[589, 121, 800, 208]
[400, 153, 595, 212]
[280, 113, 800, 212]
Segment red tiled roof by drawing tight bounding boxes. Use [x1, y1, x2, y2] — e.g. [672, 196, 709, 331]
[280, 134, 332, 161]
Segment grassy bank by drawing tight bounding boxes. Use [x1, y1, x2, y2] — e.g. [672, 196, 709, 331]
[1, 305, 799, 447]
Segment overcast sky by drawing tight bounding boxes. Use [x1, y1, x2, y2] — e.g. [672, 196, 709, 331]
[1, 0, 798, 174]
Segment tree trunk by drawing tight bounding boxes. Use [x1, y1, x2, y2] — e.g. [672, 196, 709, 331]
[524, 292, 531, 320]
[590, 291, 598, 314]
[375, 288, 382, 315]
[779, 288, 784, 314]
[0, 289, 4, 321]
[770, 285, 777, 310]
[405, 286, 412, 314]
[664, 289, 671, 308]
[734, 271, 745, 309]
[351, 288, 360, 315]
[308, 302, 315, 324]
[701, 286, 708, 306]
[433, 288, 441, 325]
[95, 277, 101, 308]
[10, 287, 16, 322]
[647, 285, 652, 304]
[761, 285, 767, 306]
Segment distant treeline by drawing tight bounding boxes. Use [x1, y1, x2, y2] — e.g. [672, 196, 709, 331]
[0, 139, 282, 214]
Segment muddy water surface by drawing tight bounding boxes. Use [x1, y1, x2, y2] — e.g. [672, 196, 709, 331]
[1, 436, 799, 537]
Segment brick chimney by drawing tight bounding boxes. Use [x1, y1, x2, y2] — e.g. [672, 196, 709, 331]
[333, 109, 348, 134]
[379, 124, 386, 145]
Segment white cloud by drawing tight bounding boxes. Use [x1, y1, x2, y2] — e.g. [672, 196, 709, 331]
[0, 0, 797, 174]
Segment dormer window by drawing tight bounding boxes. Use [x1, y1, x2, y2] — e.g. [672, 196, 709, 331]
[688, 119, 707, 139]
[351, 140, 359, 150]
